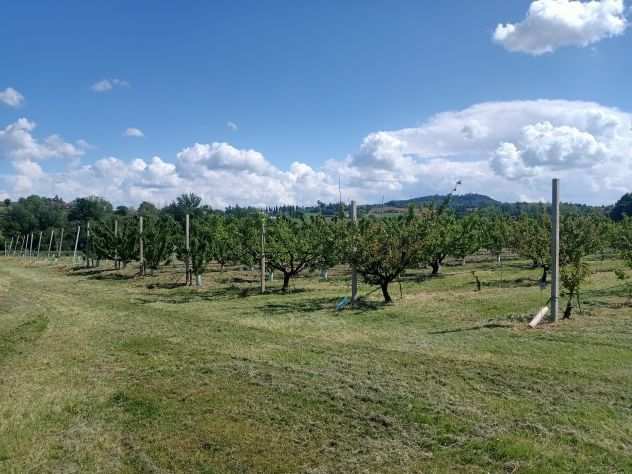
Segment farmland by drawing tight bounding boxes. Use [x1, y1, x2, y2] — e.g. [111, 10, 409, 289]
[2, 255, 632, 473]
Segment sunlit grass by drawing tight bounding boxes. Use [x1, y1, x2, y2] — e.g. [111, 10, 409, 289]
[1, 256, 632, 472]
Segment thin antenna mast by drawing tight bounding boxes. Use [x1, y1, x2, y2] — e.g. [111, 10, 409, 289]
[338, 176, 342, 208]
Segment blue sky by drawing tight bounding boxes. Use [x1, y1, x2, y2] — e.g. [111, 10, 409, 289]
[1, 0, 631, 207]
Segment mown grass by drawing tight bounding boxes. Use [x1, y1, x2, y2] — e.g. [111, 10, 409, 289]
[1, 256, 632, 473]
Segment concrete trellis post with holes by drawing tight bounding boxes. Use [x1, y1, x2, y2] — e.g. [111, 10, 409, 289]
[260, 218, 266, 294]
[551, 178, 560, 322]
[139, 216, 145, 276]
[114, 219, 119, 269]
[185, 214, 191, 285]
[350, 200, 358, 303]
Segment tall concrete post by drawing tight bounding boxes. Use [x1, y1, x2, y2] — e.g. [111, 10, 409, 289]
[86, 222, 91, 268]
[47, 230, 54, 259]
[261, 218, 266, 294]
[14, 234, 21, 256]
[139, 216, 144, 276]
[185, 214, 191, 285]
[23, 233, 29, 259]
[114, 220, 119, 269]
[73, 226, 81, 265]
[36, 231, 42, 258]
[551, 178, 560, 322]
[350, 200, 358, 303]
[58, 228, 64, 258]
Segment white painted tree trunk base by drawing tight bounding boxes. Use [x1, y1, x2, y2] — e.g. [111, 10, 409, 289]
[529, 306, 550, 328]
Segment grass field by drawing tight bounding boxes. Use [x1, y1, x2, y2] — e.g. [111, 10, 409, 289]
[1, 256, 632, 473]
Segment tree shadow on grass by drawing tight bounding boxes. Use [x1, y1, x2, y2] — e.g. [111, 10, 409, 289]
[479, 277, 544, 290]
[578, 284, 632, 310]
[259, 296, 384, 316]
[582, 284, 630, 300]
[429, 322, 511, 335]
[133, 285, 313, 305]
[145, 282, 187, 290]
[89, 272, 135, 281]
[347, 299, 384, 313]
[231, 276, 258, 284]
[259, 297, 337, 315]
[69, 267, 112, 276]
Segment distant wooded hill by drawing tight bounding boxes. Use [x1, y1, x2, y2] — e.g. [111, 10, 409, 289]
[266, 193, 609, 218]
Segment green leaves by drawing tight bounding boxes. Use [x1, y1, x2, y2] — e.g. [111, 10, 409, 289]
[481, 213, 510, 257]
[558, 215, 604, 318]
[511, 212, 550, 267]
[91, 216, 139, 267]
[613, 217, 632, 269]
[559, 215, 602, 266]
[143, 215, 178, 271]
[264, 215, 336, 289]
[345, 212, 432, 302]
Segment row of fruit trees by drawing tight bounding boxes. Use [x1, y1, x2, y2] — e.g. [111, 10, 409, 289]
[39, 205, 628, 318]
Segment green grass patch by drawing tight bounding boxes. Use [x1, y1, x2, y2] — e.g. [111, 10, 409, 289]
[0, 257, 631, 472]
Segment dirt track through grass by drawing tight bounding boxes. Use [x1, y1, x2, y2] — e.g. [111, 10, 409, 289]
[1, 258, 632, 473]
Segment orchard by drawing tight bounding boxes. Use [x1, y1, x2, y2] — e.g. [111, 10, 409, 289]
[3, 187, 631, 321]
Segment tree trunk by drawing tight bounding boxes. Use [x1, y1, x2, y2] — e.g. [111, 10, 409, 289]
[381, 282, 393, 304]
[430, 260, 441, 275]
[282, 272, 291, 291]
[563, 301, 573, 319]
[195, 274, 203, 287]
[563, 293, 574, 319]
[540, 266, 548, 285]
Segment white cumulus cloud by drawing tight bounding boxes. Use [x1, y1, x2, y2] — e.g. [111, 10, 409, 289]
[326, 100, 632, 204]
[494, 0, 627, 55]
[176, 142, 276, 176]
[0, 87, 25, 107]
[0, 118, 84, 162]
[91, 78, 130, 92]
[3, 99, 632, 207]
[124, 128, 144, 138]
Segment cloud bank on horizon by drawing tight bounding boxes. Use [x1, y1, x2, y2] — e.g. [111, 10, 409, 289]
[494, 0, 627, 54]
[2, 99, 632, 207]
